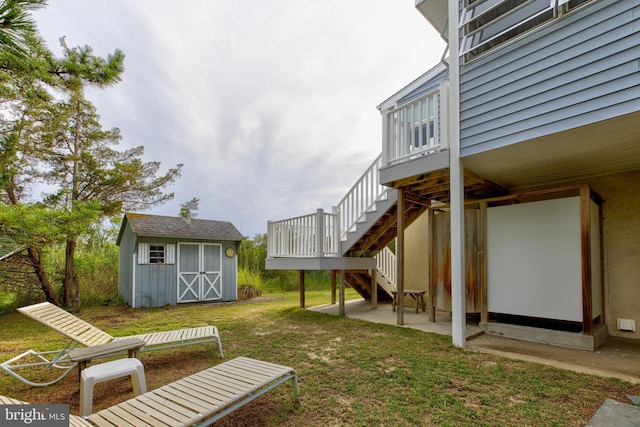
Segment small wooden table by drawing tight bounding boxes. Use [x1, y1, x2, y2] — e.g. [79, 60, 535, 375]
[391, 289, 427, 313]
[69, 337, 146, 380]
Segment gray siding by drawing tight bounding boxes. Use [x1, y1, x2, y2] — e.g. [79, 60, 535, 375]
[118, 222, 136, 306]
[119, 233, 239, 308]
[134, 236, 178, 308]
[459, 0, 640, 156]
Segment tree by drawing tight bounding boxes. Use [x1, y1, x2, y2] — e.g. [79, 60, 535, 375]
[0, 32, 62, 304]
[0, 6, 182, 308]
[0, 0, 46, 58]
[41, 90, 182, 308]
[179, 197, 199, 221]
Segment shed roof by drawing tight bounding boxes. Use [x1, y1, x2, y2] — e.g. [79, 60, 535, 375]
[117, 212, 244, 244]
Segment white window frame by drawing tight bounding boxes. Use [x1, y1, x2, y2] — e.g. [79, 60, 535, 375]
[137, 243, 176, 265]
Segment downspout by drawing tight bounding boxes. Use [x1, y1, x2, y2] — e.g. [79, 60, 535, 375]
[448, 0, 466, 347]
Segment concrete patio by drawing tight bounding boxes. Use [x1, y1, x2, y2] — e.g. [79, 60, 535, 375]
[308, 298, 483, 339]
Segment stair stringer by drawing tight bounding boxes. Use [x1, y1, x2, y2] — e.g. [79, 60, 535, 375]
[340, 188, 398, 256]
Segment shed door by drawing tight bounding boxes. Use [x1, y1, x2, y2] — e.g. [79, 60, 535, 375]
[177, 243, 222, 303]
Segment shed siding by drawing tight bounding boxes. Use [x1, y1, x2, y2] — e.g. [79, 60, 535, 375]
[222, 243, 239, 301]
[129, 237, 238, 308]
[134, 237, 178, 308]
[118, 222, 136, 306]
[459, 0, 640, 156]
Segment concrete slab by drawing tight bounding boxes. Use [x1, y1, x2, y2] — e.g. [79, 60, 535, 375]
[308, 298, 483, 339]
[586, 399, 640, 427]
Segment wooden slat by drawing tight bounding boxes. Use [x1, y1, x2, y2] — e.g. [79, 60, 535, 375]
[86, 357, 297, 426]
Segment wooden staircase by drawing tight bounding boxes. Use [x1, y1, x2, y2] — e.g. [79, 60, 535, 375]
[340, 190, 429, 301]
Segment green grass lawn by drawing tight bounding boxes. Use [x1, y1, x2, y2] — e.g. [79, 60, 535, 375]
[0, 290, 638, 426]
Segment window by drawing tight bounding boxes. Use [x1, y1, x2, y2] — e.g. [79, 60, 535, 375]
[461, 0, 594, 62]
[138, 243, 175, 265]
[148, 245, 165, 264]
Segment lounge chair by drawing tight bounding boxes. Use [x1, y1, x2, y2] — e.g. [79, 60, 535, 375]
[0, 302, 223, 387]
[0, 356, 300, 426]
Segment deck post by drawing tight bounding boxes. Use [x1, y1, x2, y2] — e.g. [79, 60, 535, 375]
[299, 270, 305, 308]
[580, 186, 593, 335]
[428, 208, 436, 322]
[371, 268, 377, 309]
[397, 187, 405, 325]
[479, 202, 488, 324]
[448, 0, 466, 348]
[316, 209, 325, 257]
[331, 270, 337, 305]
[339, 270, 345, 316]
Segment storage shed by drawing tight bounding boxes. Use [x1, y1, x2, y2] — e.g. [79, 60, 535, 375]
[116, 212, 244, 308]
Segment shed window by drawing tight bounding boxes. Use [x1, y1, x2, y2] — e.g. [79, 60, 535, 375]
[149, 245, 165, 264]
[138, 243, 175, 265]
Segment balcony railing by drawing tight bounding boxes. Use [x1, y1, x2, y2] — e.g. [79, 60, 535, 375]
[267, 209, 340, 258]
[334, 154, 388, 241]
[383, 83, 447, 167]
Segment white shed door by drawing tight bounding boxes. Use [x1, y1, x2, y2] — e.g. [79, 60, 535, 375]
[177, 243, 222, 303]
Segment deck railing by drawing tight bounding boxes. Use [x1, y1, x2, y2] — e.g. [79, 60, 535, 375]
[267, 209, 340, 258]
[376, 245, 396, 288]
[334, 153, 388, 241]
[383, 84, 447, 167]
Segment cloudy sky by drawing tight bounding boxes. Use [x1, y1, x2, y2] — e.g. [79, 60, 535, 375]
[33, 1, 445, 238]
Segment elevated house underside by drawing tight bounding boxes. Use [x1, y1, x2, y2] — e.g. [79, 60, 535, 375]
[267, 0, 640, 350]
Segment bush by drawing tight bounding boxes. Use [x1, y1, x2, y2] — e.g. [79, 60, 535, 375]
[237, 269, 265, 299]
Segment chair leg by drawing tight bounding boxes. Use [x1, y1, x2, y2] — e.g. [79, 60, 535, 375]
[80, 376, 95, 417]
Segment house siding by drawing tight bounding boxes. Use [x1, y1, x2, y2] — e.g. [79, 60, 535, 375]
[459, 0, 640, 156]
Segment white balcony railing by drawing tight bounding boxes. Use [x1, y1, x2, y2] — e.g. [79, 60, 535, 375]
[334, 153, 388, 241]
[267, 209, 340, 258]
[383, 84, 447, 167]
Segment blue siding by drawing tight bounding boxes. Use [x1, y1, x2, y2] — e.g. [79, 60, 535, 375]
[134, 236, 177, 307]
[117, 223, 136, 306]
[396, 69, 447, 106]
[459, 0, 640, 156]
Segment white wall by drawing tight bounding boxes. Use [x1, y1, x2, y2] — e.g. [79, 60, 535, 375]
[487, 197, 584, 321]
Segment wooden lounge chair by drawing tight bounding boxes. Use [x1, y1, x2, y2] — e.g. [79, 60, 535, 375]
[0, 302, 223, 387]
[0, 356, 300, 426]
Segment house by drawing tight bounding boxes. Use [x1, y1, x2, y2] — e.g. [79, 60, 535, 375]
[116, 213, 244, 308]
[266, 0, 640, 350]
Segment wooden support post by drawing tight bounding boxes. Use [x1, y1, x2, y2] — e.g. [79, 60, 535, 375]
[339, 270, 345, 316]
[397, 187, 405, 325]
[597, 198, 605, 324]
[580, 186, 593, 335]
[371, 268, 377, 309]
[479, 202, 488, 324]
[299, 270, 305, 309]
[331, 270, 337, 305]
[427, 208, 436, 322]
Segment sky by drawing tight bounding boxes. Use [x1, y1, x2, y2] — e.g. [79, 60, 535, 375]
[33, 1, 445, 238]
